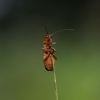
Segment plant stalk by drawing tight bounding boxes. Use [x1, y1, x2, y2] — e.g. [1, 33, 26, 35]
[52, 57, 58, 100]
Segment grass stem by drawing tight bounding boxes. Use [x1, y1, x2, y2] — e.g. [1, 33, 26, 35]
[52, 57, 58, 100]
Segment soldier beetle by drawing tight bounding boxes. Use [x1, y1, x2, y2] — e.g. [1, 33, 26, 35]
[42, 24, 74, 71]
[42, 24, 57, 71]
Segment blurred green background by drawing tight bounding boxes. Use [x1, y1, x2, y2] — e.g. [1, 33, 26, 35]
[0, 0, 100, 100]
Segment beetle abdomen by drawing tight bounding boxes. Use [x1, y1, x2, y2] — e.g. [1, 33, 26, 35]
[44, 54, 55, 71]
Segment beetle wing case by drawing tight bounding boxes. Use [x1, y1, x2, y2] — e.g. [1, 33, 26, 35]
[43, 53, 56, 71]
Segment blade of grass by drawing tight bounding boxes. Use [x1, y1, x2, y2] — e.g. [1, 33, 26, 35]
[52, 57, 58, 100]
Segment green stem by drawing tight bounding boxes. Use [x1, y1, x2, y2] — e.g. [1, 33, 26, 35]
[52, 57, 58, 100]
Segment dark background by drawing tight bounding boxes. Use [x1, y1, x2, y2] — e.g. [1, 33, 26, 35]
[0, 0, 100, 100]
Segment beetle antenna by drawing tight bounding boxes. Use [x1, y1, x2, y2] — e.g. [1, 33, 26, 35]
[42, 24, 49, 35]
[51, 28, 74, 36]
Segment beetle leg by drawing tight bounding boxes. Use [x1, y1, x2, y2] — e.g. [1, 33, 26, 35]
[52, 42, 56, 44]
[42, 48, 44, 50]
[51, 47, 57, 52]
[43, 53, 50, 61]
[53, 55, 57, 60]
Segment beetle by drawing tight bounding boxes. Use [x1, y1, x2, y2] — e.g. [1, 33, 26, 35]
[42, 24, 74, 71]
[42, 24, 57, 71]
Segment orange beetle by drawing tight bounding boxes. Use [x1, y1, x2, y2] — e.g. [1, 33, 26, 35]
[42, 24, 74, 71]
[42, 24, 57, 71]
